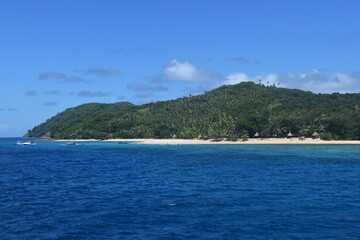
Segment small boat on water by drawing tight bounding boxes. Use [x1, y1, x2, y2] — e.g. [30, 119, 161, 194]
[118, 141, 137, 144]
[16, 141, 36, 146]
[61, 142, 83, 146]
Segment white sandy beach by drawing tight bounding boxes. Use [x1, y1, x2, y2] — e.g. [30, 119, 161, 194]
[52, 138, 360, 145]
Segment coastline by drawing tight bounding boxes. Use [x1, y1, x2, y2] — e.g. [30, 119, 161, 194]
[50, 138, 360, 145]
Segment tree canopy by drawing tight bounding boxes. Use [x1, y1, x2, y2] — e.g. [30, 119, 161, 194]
[26, 82, 360, 140]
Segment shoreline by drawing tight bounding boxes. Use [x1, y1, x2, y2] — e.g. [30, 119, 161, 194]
[48, 138, 360, 145]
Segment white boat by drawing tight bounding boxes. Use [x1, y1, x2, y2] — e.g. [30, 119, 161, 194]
[16, 141, 36, 146]
[61, 142, 83, 146]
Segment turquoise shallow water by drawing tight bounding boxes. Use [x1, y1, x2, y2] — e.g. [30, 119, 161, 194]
[1, 138, 360, 239]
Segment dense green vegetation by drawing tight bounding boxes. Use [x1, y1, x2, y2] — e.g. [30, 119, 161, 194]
[27, 82, 360, 140]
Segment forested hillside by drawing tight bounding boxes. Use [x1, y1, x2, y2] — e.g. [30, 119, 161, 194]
[26, 82, 360, 140]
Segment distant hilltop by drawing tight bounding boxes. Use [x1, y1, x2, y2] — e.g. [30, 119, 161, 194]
[26, 82, 360, 140]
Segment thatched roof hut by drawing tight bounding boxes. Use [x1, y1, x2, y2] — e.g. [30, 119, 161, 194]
[287, 131, 293, 137]
[312, 131, 320, 138]
[254, 132, 259, 137]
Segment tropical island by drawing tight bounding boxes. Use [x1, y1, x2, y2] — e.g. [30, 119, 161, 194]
[26, 82, 360, 141]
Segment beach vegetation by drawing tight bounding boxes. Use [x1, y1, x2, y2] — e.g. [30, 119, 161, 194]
[26, 82, 360, 140]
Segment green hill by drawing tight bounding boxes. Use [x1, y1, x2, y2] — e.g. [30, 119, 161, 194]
[26, 82, 360, 140]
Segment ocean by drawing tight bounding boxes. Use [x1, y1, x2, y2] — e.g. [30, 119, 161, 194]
[1, 138, 360, 239]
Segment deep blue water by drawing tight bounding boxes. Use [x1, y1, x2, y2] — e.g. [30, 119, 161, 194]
[1, 138, 360, 240]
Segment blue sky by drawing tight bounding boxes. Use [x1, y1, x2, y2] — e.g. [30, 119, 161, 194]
[1, 0, 360, 137]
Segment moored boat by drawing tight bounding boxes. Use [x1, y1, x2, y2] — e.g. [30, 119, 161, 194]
[16, 141, 36, 146]
[61, 142, 83, 146]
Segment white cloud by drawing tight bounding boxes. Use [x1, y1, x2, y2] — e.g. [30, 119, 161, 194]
[222, 69, 360, 93]
[223, 73, 250, 85]
[223, 72, 279, 86]
[158, 59, 217, 82]
[279, 70, 360, 93]
[0, 125, 9, 131]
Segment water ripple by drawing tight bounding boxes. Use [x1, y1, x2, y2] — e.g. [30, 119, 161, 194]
[1, 139, 360, 239]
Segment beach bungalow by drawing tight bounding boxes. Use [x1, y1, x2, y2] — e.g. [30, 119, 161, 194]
[312, 131, 320, 139]
[287, 131, 293, 138]
[254, 132, 259, 138]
